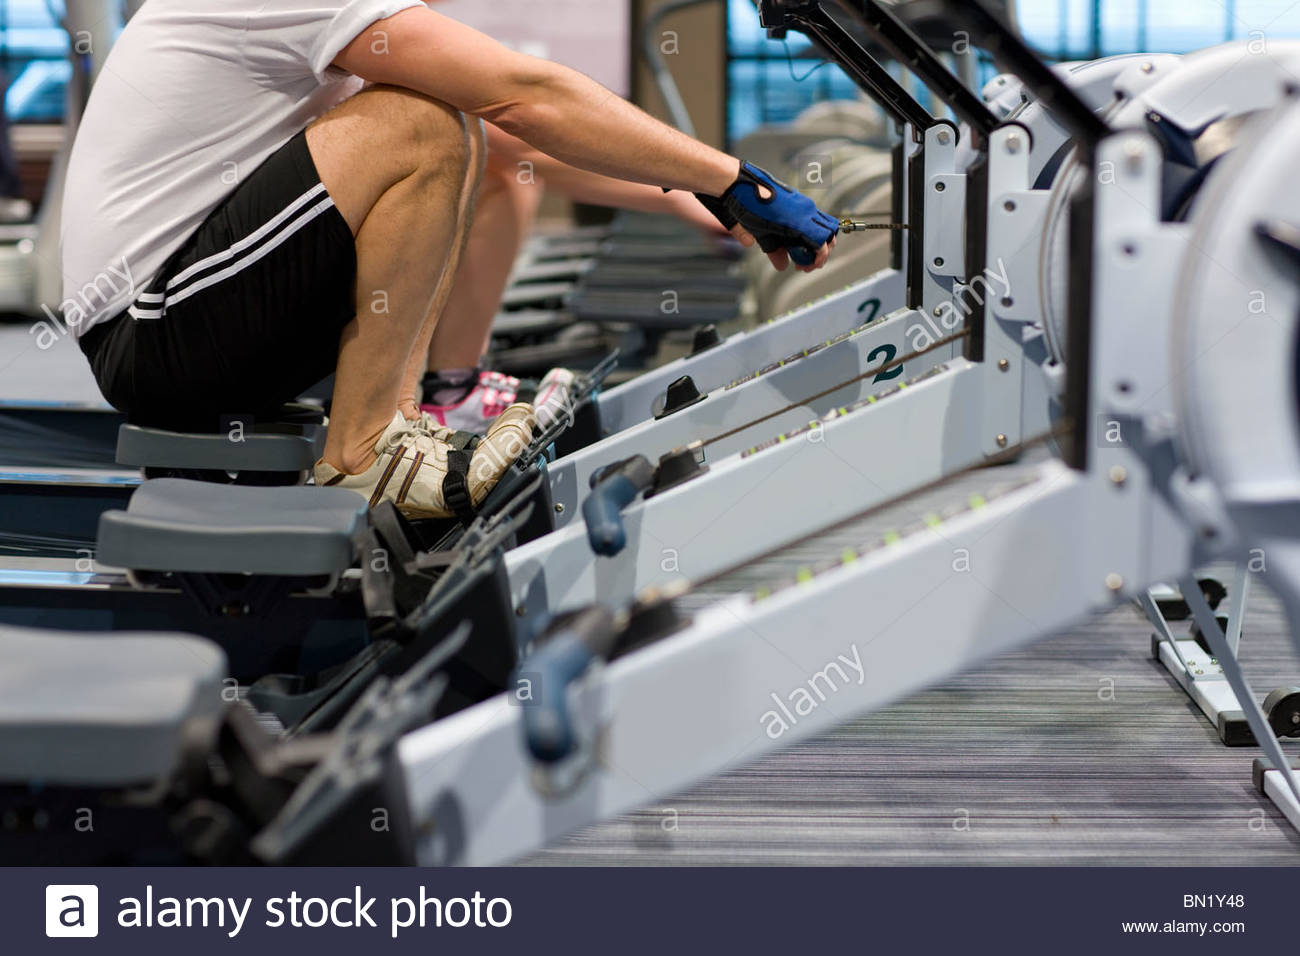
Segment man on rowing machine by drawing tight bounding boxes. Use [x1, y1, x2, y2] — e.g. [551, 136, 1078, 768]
[63, 1, 838, 519]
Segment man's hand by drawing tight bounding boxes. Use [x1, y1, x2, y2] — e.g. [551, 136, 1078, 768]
[665, 193, 836, 270]
[696, 162, 839, 273]
[728, 222, 837, 273]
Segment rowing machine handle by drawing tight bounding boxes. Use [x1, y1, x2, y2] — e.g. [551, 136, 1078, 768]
[583, 455, 655, 556]
[789, 246, 816, 267]
[519, 606, 617, 764]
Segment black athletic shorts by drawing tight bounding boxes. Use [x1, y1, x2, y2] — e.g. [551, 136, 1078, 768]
[78, 130, 357, 431]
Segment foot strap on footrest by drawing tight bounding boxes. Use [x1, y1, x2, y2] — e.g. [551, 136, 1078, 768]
[448, 431, 482, 453]
[440, 431, 484, 527]
[442, 450, 477, 527]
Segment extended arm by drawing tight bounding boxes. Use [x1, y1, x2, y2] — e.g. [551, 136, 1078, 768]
[334, 7, 735, 194]
[483, 125, 726, 235]
[334, 6, 834, 270]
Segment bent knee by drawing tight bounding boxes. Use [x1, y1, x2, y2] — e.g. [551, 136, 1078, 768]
[354, 85, 472, 172]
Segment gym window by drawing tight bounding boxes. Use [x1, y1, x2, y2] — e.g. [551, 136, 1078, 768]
[726, 0, 1300, 146]
[0, 0, 71, 123]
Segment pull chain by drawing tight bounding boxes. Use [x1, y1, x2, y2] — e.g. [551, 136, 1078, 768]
[838, 216, 907, 232]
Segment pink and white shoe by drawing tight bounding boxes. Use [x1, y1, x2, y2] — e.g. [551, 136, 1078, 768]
[534, 367, 579, 430]
[420, 369, 523, 433]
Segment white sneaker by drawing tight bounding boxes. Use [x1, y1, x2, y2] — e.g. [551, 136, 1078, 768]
[314, 407, 536, 519]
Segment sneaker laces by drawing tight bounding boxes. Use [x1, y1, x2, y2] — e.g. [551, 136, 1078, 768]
[413, 409, 473, 440]
[480, 369, 521, 391]
[382, 418, 448, 457]
[476, 370, 519, 419]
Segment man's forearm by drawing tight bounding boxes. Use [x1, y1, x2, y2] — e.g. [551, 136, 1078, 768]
[488, 135, 690, 213]
[526, 162, 690, 216]
[488, 64, 738, 197]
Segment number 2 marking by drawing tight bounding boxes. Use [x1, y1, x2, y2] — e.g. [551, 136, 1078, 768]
[857, 298, 900, 381]
[869, 343, 903, 383]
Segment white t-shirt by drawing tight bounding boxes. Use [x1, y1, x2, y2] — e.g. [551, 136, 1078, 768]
[61, 0, 426, 337]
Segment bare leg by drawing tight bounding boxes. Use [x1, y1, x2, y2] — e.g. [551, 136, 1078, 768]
[426, 156, 543, 371]
[397, 118, 486, 413]
[424, 127, 726, 377]
[305, 86, 480, 475]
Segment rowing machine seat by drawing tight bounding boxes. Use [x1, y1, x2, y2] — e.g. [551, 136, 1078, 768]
[0, 625, 225, 786]
[96, 479, 366, 576]
[116, 403, 325, 474]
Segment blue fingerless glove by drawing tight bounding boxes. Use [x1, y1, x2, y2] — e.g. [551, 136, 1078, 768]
[696, 162, 839, 266]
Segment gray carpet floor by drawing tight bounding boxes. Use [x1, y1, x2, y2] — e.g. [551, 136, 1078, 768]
[525, 596, 1300, 865]
[525, 454, 1300, 865]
